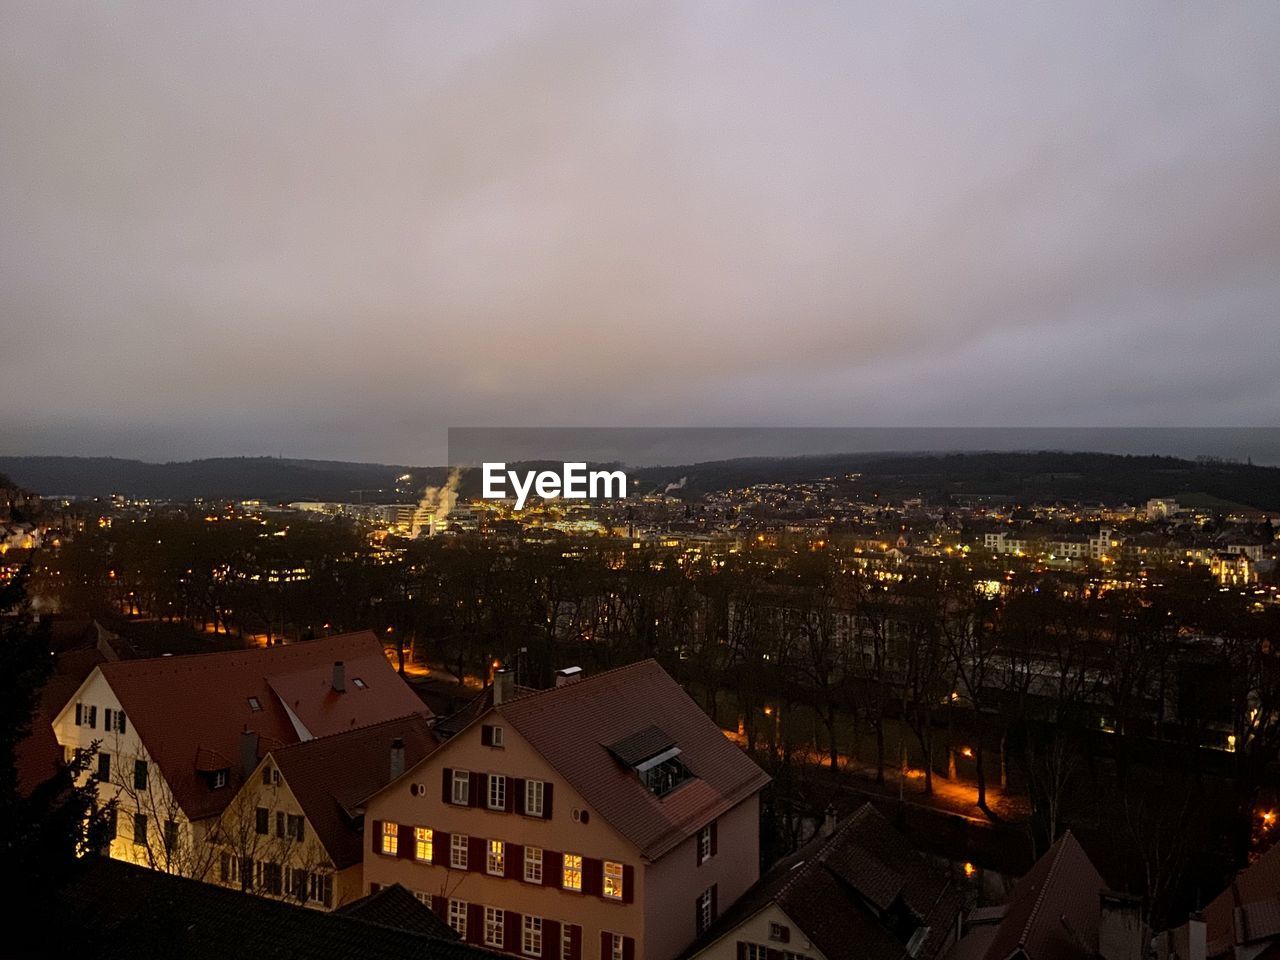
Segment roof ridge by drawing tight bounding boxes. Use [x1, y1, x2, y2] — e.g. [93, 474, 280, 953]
[497, 658, 661, 709]
[102, 630, 377, 669]
[777, 805, 877, 903]
[1016, 831, 1074, 951]
[271, 710, 430, 758]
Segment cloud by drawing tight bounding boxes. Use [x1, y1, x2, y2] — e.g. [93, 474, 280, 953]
[2, 1, 1278, 462]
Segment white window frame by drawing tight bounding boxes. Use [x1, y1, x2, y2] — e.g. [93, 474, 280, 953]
[746, 945, 768, 960]
[697, 888, 713, 932]
[561, 926, 573, 960]
[523, 915, 543, 957]
[381, 821, 398, 855]
[415, 826, 433, 862]
[487, 838, 505, 876]
[484, 906, 505, 948]
[488, 774, 507, 810]
[603, 860, 624, 900]
[492, 725, 505, 747]
[525, 779, 545, 817]
[449, 899, 467, 938]
[610, 933, 624, 960]
[451, 769, 470, 805]
[451, 832, 468, 869]
[699, 825, 712, 862]
[768, 923, 787, 942]
[524, 846, 543, 884]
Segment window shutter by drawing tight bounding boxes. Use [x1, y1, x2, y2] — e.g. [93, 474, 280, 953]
[118, 712, 127, 733]
[504, 910, 521, 951]
[583, 858, 603, 897]
[569, 923, 582, 960]
[505, 843, 523, 880]
[513, 778, 526, 815]
[88, 705, 97, 729]
[369, 882, 380, 894]
[74, 703, 81, 726]
[600, 932, 611, 960]
[398, 823, 414, 859]
[767, 950, 782, 960]
[623, 937, 635, 960]
[467, 904, 484, 944]
[543, 782, 554, 819]
[780, 926, 791, 944]
[545, 920, 562, 958]
[711, 884, 718, 919]
[442, 767, 453, 803]
[711, 821, 718, 856]
[104, 708, 113, 730]
[544, 848, 561, 886]
[370, 820, 382, 854]
[434, 830, 451, 866]
[481, 725, 493, 746]
[468, 835, 485, 871]
[696, 836, 703, 867]
[737, 943, 747, 960]
[505, 780, 516, 813]
[469, 771, 484, 807]
[622, 865, 635, 904]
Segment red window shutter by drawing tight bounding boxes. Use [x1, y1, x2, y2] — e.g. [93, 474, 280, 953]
[468, 835, 485, 871]
[545, 920, 562, 958]
[583, 857, 603, 897]
[370, 882, 381, 894]
[711, 883, 719, 919]
[600, 932, 611, 960]
[398, 823, 414, 858]
[623, 937, 635, 960]
[505, 779, 516, 813]
[466, 903, 484, 943]
[622, 865, 635, 904]
[737, 943, 747, 960]
[513, 777, 526, 816]
[767, 950, 782, 960]
[433, 830, 451, 866]
[780, 926, 791, 944]
[481, 724, 493, 746]
[570, 923, 582, 960]
[370, 820, 382, 854]
[469, 771, 484, 807]
[432, 895, 448, 920]
[505, 843, 523, 880]
[711, 821, 718, 856]
[504, 910, 521, 951]
[544, 848, 561, 886]
[442, 768, 453, 803]
[543, 782, 554, 819]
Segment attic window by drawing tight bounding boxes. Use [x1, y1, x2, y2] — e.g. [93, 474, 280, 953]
[352, 678, 367, 689]
[213, 770, 228, 789]
[607, 725, 692, 798]
[247, 697, 262, 712]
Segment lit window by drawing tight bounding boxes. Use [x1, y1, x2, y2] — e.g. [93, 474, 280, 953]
[523, 915, 543, 957]
[488, 838, 505, 875]
[451, 833, 468, 869]
[525, 779, 545, 817]
[485, 907, 505, 947]
[524, 846, 543, 883]
[449, 899, 467, 938]
[488, 774, 507, 810]
[415, 827, 433, 861]
[381, 821, 399, 855]
[451, 769, 470, 805]
[603, 861, 624, 900]
[562, 853, 583, 891]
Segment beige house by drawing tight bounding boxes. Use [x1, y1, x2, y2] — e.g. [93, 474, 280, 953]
[211, 713, 438, 910]
[50, 631, 430, 881]
[362, 661, 771, 960]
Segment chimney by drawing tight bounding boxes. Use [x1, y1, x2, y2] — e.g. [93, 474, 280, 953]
[239, 727, 259, 781]
[332, 660, 345, 693]
[493, 668, 515, 705]
[555, 666, 584, 688]
[822, 803, 839, 838]
[389, 737, 405, 781]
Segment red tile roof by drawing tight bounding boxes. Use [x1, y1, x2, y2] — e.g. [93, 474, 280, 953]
[270, 714, 439, 869]
[17, 645, 106, 794]
[494, 660, 770, 861]
[97, 632, 429, 821]
[1204, 841, 1280, 956]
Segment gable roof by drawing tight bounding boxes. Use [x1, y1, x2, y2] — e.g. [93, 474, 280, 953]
[94, 632, 429, 821]
[693, 804, 962, 960]
[51, 857, 492, 960]
[334, 883, 457, 940]
[270, 713, 439, 869]
[1203, 840, 1280, 956]
[956, 831, 1104, 960]
[493, 660, 770, 861]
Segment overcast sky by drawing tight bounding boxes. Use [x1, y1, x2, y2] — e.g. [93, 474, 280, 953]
[3, 2, 1279, 464]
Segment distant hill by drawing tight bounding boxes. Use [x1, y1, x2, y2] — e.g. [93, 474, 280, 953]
[0, 456, 447, 502]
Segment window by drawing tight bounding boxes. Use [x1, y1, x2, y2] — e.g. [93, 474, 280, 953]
[415, 826, 433, 861]
[525, 779, 545, 817]
[289, 867, 309, 901]
[212, 769, 227, 789]
[163, 819, 178, 853]
[276, 811, 286, 838]
[484, 907, 505, 948]
[523, 915, 543, 957]
[133, 813, 148, 845]
[96, 751, 111, 782]
[451, 769, 470, 805]
[352, 677, 367, 689]
[219, 851, 238, 884]
[492, 726, 505, 747]
[247, 696, 262, 711]
[449, 899, 468, 938]
[746, 945, 768, 960]
[698, 825, 713, 863]
[697, 886, 716, 935]
[259, 861, 282, 896]
[451, 832, 468, 869]
[524, 846, 543, 883]
[488, 774, 507, 810]
[104, 707, 113, 730]
[562, 853, 583, 891]
[105, 807, 117, 840]
[262, 767, 272, 786]
[639, 752, 692, 798]
[310, 872, 334, 907]
[381, 820, 399, 855]
[488, 838, 505, 875]
[133, 759, 148, 791]
[768, 923, 790, 943]
[609, 933, 625, 960]
[561, 926, 574, 960]
[603, 861, 624, 900]
[88, 705, 97, 729]
[255, 807, 269, 835]
[116, 711, 127, 733]
[287, 813, 305, 841]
